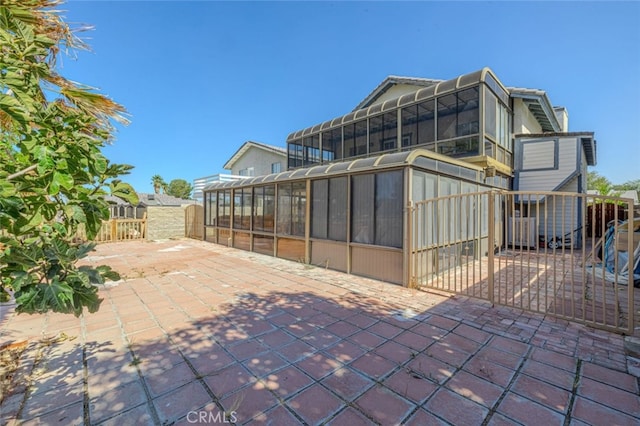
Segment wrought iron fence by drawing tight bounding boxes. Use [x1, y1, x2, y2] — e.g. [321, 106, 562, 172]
[408, 190, 638, 334]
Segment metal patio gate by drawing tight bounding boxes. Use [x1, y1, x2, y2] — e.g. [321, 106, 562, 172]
[407, 190, 638, 334]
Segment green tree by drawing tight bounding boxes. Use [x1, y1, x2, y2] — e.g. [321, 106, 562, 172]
[165, 179, 193, 199]
[612, 179, 640, 194]
[587, 171, 611, 192]
[0, 0, 138, 315]
[151, 174, 166, 194]
[587, 171, 622, 198]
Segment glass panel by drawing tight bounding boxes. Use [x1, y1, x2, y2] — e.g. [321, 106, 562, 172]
[344, 123, 355, 158]
[437, 94, 457, 140]
[369, 115, 383, 154]
[438, 177, 460, 244]
[206, 192, 217, 226]
[277, 183, 291, 234]
[456, 87, 479, 137]
[412, 171, 437, 247]
[499, 103, 510, 149]
[287, 139, 303, 169]
[437, 136, 479, 158]
[354, 120, 368, 157]
[485, 73, 509, 105]
[412, 170, 437, 202]
[233, 188, 251, 230]
[252, 186, 264, 231]
[218, 190, 231, 228]
[485, 89, 497, 140]
[417, 100, 435, 147]
[322, 128, 342, 163]
[291, 181, 306, 237]
[401, 105, 417, 148]
[382, 111, 397, 152]
[303, 135, 320, 166]
[233, 189, 242, 229]
[328, 177, 347, 241]
[484, 139, 494, 158]
[351, 174, 375, 244]
[263, 185, 275, 232]
[242, 188, 252, 230]
[312, 180, 328, 239]
[375, 170, 403, 248]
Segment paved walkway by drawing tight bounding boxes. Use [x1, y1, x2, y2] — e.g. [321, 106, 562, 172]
[1, 239, 639, 425]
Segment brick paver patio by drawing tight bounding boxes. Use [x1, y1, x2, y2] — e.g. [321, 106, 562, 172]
[1, 239, 639, 425]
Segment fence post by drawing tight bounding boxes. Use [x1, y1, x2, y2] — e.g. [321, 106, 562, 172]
[487, 192, 495, 306]
[405, 201, 413, 288]
[110, 219, 117, 241]
[627, 213, 635, 335]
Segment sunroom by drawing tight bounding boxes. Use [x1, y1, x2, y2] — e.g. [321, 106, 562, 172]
[203, 149, 492, 285]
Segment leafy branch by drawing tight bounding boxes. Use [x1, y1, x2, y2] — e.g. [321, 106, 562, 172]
[0, 0, 137, 315]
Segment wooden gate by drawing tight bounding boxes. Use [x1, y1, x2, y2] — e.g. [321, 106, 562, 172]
[185, 204, 204, 239]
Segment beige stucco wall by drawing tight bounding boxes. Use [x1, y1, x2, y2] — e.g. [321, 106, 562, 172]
[513, 98, 543, 134]
[229, 147, 286, 176]
[146, 205, 187, 240]
[369, 84, 424, 106]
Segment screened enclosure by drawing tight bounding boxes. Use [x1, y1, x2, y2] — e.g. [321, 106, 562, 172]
[286, 68, 512, 180]
[203, 149, 487, 285]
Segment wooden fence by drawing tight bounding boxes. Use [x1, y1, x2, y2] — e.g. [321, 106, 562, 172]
[77, 217, 147, 243]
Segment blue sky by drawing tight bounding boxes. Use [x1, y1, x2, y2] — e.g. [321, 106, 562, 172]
[61, 1, 640, 194]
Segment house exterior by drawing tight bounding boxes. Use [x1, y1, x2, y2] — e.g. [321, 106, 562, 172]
[202, 67, 599, 285]
[106, 193, 196, 241]
[107, 193, 194, 219]
[192, 174, 245, 201]
[223, 141, 287, 177]
[512, 132, 596, 247]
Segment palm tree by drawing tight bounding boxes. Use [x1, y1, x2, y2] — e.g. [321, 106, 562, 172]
[151, 175, 166, 194]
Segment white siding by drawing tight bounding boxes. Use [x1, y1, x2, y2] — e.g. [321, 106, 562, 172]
[528, 185, 583, 244]
[521, 140, 555, 169]
[516, 137, 578, 194]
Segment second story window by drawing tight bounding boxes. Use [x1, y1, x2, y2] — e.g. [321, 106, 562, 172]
[239, 167, 255, 177]
[271, 162, 281, 173]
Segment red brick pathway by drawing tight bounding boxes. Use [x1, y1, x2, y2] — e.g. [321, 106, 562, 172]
[1, 239, 639, 425]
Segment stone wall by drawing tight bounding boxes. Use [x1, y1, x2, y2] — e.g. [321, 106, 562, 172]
[146, 205, 187, 240]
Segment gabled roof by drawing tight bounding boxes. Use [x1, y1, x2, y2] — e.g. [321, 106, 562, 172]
[106, 193, 193, 207]
[508, 87, 561, 133]
[223, 141, 287, 170]
[354, 75, 443, 111]
[357, 73, 563, 133]
[137, 193, 193, 206]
